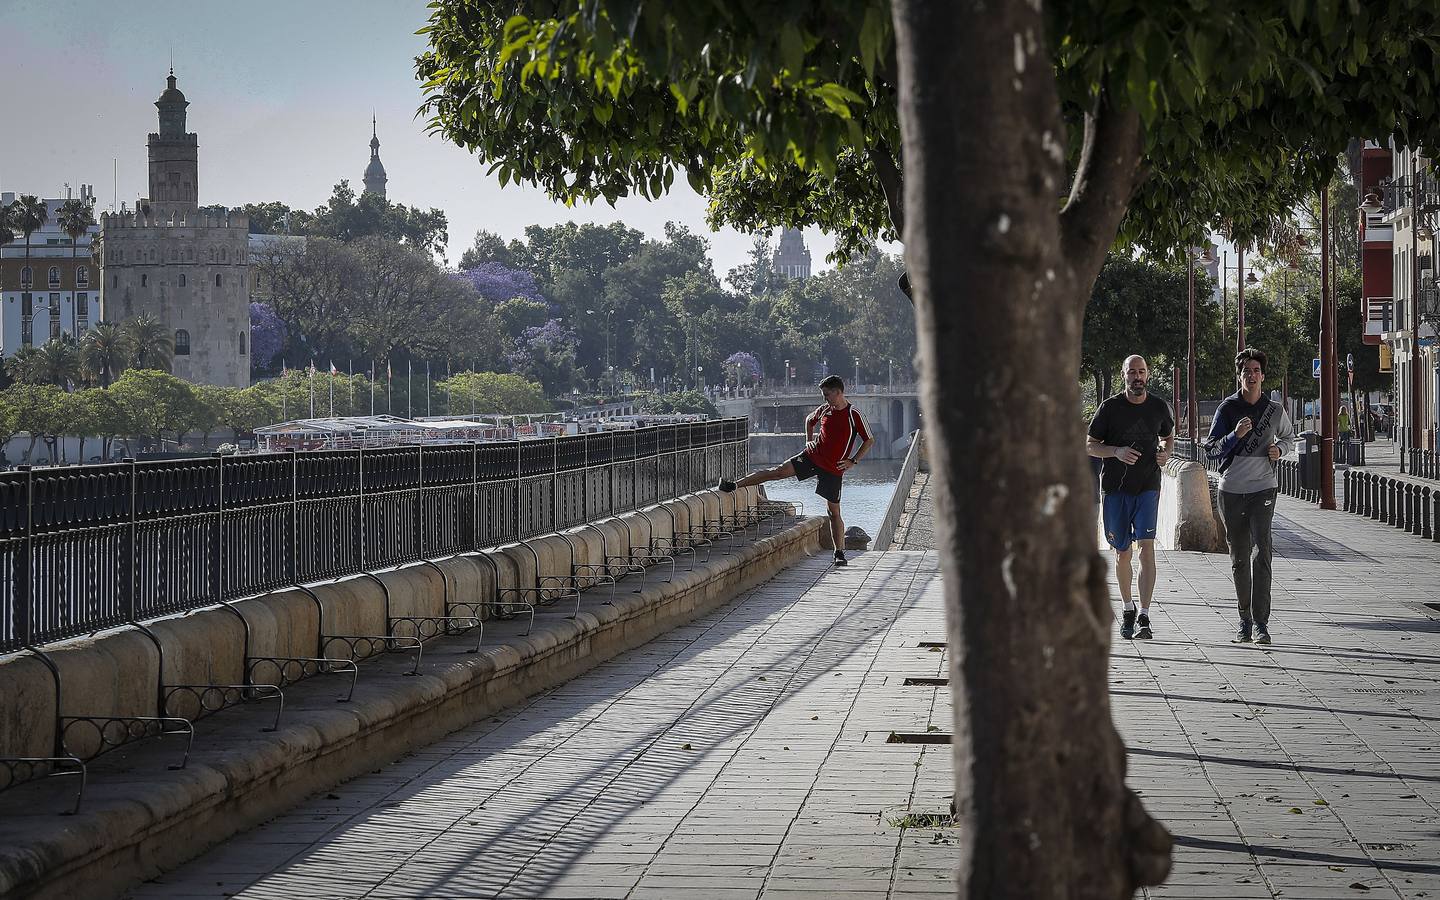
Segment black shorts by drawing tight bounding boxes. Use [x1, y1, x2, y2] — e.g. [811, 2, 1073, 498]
[790, 452, 843, 503]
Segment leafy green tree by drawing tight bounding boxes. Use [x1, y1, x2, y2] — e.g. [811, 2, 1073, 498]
[0, 388, 19, 463]
[458, 229, 519, 269]
[1081, 254, 1191, 400]
[63, 388, 110, 463]
[420, 3, 1440, 895]
[107, 369, 196, 449]
[815, 246, 916, 383]
[307, 181, 450, 261]
[220, 386, 279, 435]
[189, 385, 232, 448]
[437, 371, 549, 413]
[6, 382, 64, 462]
[640, 390, 717, 417]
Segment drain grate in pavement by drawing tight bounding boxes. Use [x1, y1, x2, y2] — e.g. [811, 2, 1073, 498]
[1363, 843, 1416, 852]
[887, 731, 952, 744]
[916, 641, 947, 649]
[888, 812, 955, 829]
[1352, 688, 1425, 695]
[902, 677, 950, 686]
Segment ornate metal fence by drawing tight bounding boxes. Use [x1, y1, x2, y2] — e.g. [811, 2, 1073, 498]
[0, 419, 750, 654]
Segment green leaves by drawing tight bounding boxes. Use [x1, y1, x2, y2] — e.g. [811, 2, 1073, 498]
[416, 0, 901, 259]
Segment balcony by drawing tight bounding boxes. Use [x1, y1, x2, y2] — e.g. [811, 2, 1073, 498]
[1377, 171, 1440, 220]
[1422, 286, 1440, 318]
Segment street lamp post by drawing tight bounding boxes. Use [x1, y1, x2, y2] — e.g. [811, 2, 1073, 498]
[784, 359, 790, 389]
[1187, 247, 1200, 445]
[854, 356, 860, 390]
[1320, 186, 1337, 510]
[1236, 245, 1247, 353]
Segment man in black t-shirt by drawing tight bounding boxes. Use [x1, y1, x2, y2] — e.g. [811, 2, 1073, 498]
[1086, 355, 1175, 641]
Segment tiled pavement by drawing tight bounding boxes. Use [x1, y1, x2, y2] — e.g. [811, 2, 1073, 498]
[129, 550, 956, 900]
[127, 495, 1440, 900]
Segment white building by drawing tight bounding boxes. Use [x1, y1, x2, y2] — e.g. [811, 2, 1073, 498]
[1, 186, 101, 358]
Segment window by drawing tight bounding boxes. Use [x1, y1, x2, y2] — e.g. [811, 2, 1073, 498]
[112, 274, 119, 289]
[179, 274, 187, 287]
[20, 266, 32, 288]
[77, 293, 89, 318]
[141, 273, 148, 287]
[21, 293, 32, 316]
[174, 329, 191, 355]
[48, 266, 60, 288]
[50, 315, 60, 342]
[215, 273, 222, 287]
[76, 265, 88, 287]
[239, 331, 247, 355]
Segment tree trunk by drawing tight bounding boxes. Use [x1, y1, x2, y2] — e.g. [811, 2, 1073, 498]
[891, 3, 1170, 898]
[1093, 371, 1104, 406]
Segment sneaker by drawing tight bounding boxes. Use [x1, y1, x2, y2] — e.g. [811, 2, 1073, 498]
[833, 550, 848, 567]
[1255, 627, 1272, 645]
[717, 478, 737, 493]
[1136, 613, 1153, 640]
[1120, 609, 1136, 640]
[1233, 623, 1253, 643]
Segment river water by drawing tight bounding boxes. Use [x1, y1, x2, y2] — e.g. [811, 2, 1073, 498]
[755, 457, 905, 539]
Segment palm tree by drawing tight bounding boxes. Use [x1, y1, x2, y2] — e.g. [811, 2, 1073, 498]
[120, 313, 174, 371]
[11, 195, 49, 293]
[0, 202, 15, 290]
[34, 339, 81, 389]
[4, 345, 45, 385]
[55, 198, 95, 339]
[80, 322, 128, 386]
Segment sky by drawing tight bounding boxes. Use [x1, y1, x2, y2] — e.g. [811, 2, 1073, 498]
[0, 0, 838, 278]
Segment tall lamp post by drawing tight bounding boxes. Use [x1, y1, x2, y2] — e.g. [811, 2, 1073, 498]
[1320, 186, 1337, 510]
[1187, 246, 1204, 446]
[1236, 245, 1247, 353]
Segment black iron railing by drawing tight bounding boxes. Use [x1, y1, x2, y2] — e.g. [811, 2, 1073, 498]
[1, 419, 750, 654]
[1344, 469, 1439, 541]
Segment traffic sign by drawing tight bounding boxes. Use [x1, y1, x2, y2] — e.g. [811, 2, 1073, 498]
[1312, 358, 1321, 378]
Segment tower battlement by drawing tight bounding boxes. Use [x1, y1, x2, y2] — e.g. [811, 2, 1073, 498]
[100, 210, 249, 232]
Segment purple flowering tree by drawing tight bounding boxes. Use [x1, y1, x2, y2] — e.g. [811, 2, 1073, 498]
[249, 302, 287, 374]
[723, 351, 762, 385]
[504, 318, 579, 397]
[454, 262, 545, 305]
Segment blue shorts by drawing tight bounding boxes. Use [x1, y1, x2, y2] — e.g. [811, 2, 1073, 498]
[1102, 490, 1159, 552]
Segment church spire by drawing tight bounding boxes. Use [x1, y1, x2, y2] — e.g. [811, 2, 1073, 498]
[363, 115, 387, 199]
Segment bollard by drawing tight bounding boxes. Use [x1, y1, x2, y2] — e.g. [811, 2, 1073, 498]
[1423, 486, 1433, 540]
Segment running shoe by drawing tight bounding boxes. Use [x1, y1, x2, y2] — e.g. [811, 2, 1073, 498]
[1120, 609, 1136, 640]
[1136, 613, 1153, 640]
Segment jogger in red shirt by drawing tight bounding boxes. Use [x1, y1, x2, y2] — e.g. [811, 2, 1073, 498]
[720, 375, 874, 565]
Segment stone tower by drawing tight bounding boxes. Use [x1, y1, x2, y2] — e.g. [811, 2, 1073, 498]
[96, 71, 251, 388]
[148, 69, 199, 220]
[363, 116, 388, 199]
[772, 227, 811, 280]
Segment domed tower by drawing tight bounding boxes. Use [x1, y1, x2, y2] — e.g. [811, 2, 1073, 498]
[772, 227, 812, 280]
[148, 69, 199, 218]
[363, 116, 388, 199]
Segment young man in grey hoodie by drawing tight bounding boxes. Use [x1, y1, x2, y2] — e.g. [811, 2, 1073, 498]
[1205, 348, 1296, 644]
